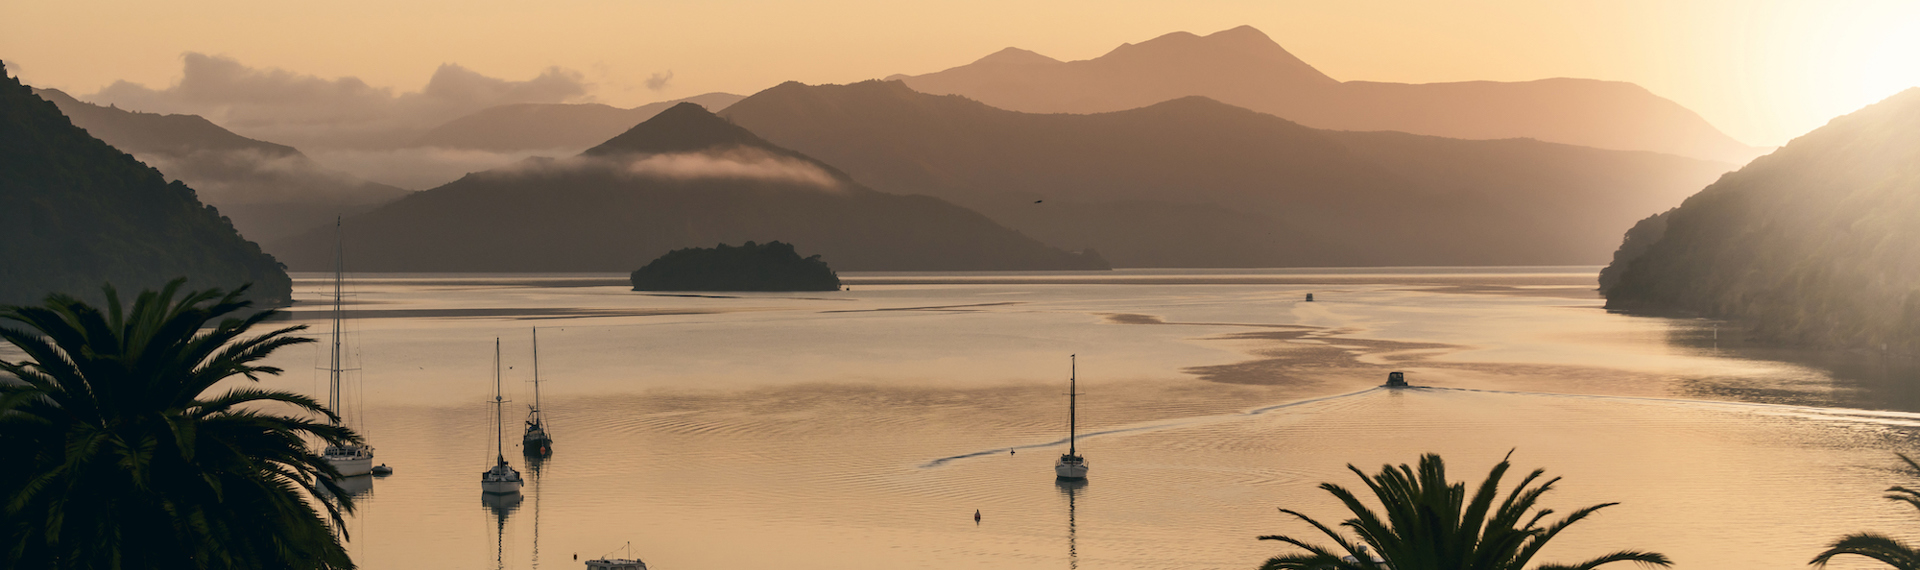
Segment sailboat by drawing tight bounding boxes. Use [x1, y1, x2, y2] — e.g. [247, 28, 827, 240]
[482, 338, 525, 495]
[522, 327, 554, 456]
[1054, 355, 1089, 480]
[321, 217, 375, 478]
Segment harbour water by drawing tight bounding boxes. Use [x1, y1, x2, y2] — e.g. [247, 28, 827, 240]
[244, 268, 1920, 569]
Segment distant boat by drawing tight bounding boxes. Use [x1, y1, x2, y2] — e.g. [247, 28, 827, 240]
[482, 339, 525, 495]
[1055, 355, 1089, 480]
[321, 217, 376, 478]
[1385, 371, 1409, 388]
[586, 542, 649, 570]
[523, 327, 554, 456]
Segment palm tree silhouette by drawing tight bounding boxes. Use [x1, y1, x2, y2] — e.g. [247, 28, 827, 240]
[1258, 452, 1670, 570]
[0, 280, 362, 569]
[1811, 454, 1920, 569]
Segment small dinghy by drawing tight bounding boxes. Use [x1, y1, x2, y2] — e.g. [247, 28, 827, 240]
[371, 464, 393, 476]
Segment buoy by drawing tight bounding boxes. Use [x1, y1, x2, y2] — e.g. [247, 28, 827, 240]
[974, 509, 981, 523]
[1010, 449, 1015, 455]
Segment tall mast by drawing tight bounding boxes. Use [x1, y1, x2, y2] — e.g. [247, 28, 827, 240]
[532, 327, 541, 417]
[329, 216, 343, 416]
[1069, 354, 1077, 457]
[494, 338, 504, 464]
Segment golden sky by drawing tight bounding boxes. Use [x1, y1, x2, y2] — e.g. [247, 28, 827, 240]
[4, 0, 1916, 146]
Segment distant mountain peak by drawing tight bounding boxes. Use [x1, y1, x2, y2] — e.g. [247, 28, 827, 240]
[1092, 25, 1336, 85]
[974, 47, 1061, 66]
[584, 102, 776, 156]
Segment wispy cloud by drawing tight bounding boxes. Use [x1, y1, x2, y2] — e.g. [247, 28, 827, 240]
[645, 70, 674, 91]
[85, 53, 592, 150]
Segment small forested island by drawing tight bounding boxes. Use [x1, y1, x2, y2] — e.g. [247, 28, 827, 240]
[631, 241, 842, 291]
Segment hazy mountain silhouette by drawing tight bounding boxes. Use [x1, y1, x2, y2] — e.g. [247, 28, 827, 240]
[891, 26, 1759, 163]
[721, 80, 1734, 267]
[1603, 88, 1920, 351]
[35, 88, 411, 244]
[269, 103, 1106, 272]
[412, 92, 744, 151]
[0, 64, 289, 305]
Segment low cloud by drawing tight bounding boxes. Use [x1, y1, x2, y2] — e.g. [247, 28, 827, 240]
[625, 148, 840, 188]
[136, 148, 406, 205]
[645, 70, 674, 91]
[86, 53, 591, 151]
[306, 147, 579, 190]
[493, 146, 844, 191]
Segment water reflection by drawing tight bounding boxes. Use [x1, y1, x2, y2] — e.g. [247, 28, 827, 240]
[528, 455, 546, 570]
[326, 474, 374, 498]
[1664, 319, 1920, 411]
[1056, 478, 1085, 570]
[481, 492, 523, 570]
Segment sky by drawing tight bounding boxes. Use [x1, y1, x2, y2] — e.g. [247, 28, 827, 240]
[3, 0, 1918, 147]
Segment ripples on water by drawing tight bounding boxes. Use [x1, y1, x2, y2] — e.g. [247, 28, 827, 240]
[246, 270, 1920, 569]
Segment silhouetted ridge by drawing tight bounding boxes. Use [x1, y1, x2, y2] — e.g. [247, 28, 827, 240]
[586, 102, 775, 156]
[413, 92, 745, 152]
[1602, 88, 1920, 351]
[722, 80, 1731, 267]
[32, 87, 412, 244]
[269, 95, 1106, 272]
[973, 47, 1062, 66]
[35, 88, 298, 156]
[895, 25, 1757, 162]
[0, 62, 289, 305]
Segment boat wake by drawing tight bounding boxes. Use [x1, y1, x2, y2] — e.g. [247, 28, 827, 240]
[922, 382, 1920, 470]
[919, 387, 1383, 468]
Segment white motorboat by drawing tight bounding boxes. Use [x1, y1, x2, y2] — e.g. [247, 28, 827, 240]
[586, 542, 649, 570]
[320, 218, 375, 478]
[1055, 355, 1089, 480]
[482, 339, 525, 495]
[522, 327, 554, 457]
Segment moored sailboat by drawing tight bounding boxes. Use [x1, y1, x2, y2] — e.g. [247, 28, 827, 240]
[1055, 355, 1089, 480]
[482, 338, 525, 495]
[523, 327, 554, 456]
[321, 217, 375, 478]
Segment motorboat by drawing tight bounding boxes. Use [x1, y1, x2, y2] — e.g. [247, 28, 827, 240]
[586, 542, 649, 570]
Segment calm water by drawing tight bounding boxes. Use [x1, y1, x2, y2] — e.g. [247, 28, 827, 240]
[235, 268, 1920, 569]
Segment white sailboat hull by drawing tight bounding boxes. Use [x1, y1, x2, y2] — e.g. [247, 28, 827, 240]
[329, 455, 374, 477]
[481, 479, 523, 495]
[1055, 458, 1089, 479]
[325, 445, 375, 477]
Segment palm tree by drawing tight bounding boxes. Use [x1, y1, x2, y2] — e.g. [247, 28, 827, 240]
[1259, 452, 1671, 570]
[0, 280, 362, 569]
[1810, 454, 1920, 569]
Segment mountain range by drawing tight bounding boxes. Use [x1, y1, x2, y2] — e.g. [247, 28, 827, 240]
[721, 80, 1736, 267]
[268, 103, 1106, 272]
[891, 25, 1760, 163]
[1603, 88, 1920, 351]
[0, 64, 288, 305]
[34, 88, 410, 243]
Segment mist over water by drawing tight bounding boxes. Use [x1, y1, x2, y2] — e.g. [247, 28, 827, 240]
[251, 269, 1920, 569]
